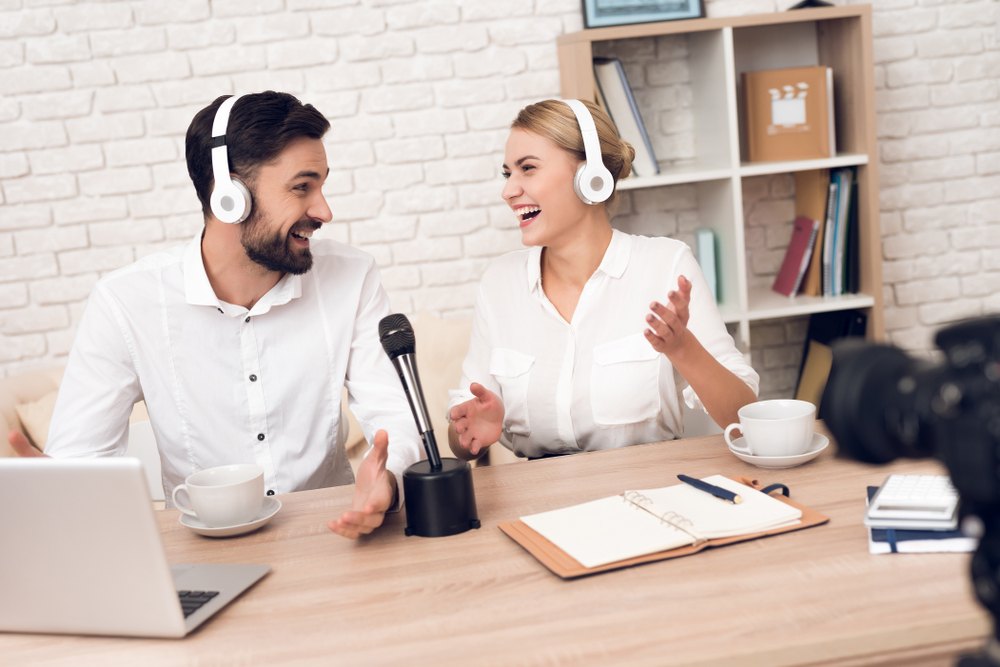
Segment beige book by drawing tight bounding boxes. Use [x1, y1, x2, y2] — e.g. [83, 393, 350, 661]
[744, 66, 835, 162]
[795, 169, 831, 296]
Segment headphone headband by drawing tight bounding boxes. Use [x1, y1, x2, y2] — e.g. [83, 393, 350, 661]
[563, 99, 601, 166]
[212, 94, 242, 140]
[209, 94, 251, 224]
[561, 99, 614, 205]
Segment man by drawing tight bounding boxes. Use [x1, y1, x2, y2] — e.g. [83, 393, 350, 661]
[6, 91, 420, 539]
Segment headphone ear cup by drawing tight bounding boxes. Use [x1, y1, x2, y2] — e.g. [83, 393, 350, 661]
[574, 162, 614, 205]
[573, 163, 594, 205]
[210, 177, 252, 224]
[230, 178, 252, 223]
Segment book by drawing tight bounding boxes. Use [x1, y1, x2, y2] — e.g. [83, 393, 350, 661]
[795, 339, 833, 409]
[695, 228, 719, 302]
[743, 66, 835, 162]
[593, 57, 659, 178]
[772, 216, 820, 297]
[793, 169, 830, 297]
[821, 172, 840, 296]
[795, 309, 867, 414]
[843, 176, 860, 294]
[831, 168, 854, 295]
[500, 475, 829, 578]
[865, 487, 975, 554]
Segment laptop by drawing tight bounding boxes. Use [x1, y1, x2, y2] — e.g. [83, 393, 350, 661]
[0, 457, 270, 638]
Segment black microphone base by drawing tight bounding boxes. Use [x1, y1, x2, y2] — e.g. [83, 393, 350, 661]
[403, 458, 480, 538]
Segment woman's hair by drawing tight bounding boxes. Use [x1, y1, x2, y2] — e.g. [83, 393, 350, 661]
[510, 99, 635, 207]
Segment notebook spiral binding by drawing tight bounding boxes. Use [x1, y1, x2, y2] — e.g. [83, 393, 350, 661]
[622, 491, 707, 546]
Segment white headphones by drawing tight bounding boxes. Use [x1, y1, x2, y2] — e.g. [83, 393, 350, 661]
[209, 94, 252, 224]
[562, 99, 614, 205]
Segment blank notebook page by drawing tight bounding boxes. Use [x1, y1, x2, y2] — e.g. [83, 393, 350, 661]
[520, 496, 694, 568]
[636, 475, 802, 538]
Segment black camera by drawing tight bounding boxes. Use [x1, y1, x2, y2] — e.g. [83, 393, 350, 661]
[823, 314, 1000, 666]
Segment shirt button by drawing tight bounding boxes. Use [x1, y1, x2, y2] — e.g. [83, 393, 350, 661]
[216, 307, 223, 314]
[245, 317, 250, 323]
[249, 374, 257, 382]
[257, 433, 265, 441]
[266, 489, 275, 496]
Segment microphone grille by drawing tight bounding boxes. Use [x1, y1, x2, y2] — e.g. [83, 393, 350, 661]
[378, 313, 415, 358]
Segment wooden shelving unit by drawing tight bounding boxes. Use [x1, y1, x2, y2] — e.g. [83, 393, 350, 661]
[557, 5, 884, 356]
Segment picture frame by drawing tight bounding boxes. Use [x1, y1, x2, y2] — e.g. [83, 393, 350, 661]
[582, 0, 705, 29]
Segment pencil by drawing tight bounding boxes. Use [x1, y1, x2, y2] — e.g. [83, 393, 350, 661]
[677, 474, 743, 504]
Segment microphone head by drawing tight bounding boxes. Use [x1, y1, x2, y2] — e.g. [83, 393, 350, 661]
[378, 313, 415, 359]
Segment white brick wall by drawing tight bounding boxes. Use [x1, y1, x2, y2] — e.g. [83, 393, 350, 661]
[1, 0, 998, 379]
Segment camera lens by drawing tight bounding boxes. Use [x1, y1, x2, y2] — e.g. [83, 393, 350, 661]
[823, 340, 937, 464]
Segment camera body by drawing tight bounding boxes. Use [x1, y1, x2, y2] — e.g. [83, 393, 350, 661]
[823, 315, 1000, 665]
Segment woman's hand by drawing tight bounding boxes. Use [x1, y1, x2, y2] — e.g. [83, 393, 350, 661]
[644, 275, 692, 358]
[448, 383, 504, 459]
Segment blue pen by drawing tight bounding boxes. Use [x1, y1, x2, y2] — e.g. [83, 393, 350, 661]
[677, 474, 742, 504]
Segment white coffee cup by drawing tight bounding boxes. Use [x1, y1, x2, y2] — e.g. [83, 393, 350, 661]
[724, 399, 816, 458]
[172, 464, 264, 528]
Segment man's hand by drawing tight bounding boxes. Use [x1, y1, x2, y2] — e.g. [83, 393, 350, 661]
[448, 382, 504, 458]
[7, 430, 46, 457]
[645, 275, 692, 358]
[328, 429, 397, 540]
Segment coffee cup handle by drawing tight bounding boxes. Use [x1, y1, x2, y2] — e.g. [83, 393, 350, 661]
[171, 484, 198, 518]
[724, 423, 752, 454]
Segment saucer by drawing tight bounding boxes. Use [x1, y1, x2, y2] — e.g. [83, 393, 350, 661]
[179, 497, 281, 538]
[727, 433, 829, 469]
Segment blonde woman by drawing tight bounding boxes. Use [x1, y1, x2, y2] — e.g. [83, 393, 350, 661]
[447, 99, 758, 460]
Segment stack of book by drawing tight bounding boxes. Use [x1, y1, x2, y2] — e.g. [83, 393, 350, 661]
[772, 166, 858, 298]
[864, 475, 975, 555]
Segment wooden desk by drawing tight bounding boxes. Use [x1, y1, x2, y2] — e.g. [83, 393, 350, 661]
[2, 433, 990, 666]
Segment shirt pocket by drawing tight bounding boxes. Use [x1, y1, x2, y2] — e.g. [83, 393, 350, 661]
[489, 348, 534, 437]
[591, 334, 661, 426]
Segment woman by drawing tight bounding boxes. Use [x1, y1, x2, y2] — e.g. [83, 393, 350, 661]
[447, 99, 758, 460]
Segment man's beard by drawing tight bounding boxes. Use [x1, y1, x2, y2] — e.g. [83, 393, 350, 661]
[240, 208, 318, 275]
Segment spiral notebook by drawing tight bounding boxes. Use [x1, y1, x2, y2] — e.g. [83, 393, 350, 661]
[500, 476, 828, 578]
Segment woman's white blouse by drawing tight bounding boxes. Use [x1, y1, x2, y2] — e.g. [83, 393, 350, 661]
[449, 230, 759, 458]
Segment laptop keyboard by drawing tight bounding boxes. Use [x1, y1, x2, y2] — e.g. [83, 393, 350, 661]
[178, 590, 220, 618]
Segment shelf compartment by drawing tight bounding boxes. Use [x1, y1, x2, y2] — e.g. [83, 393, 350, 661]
[617, 165, 732, 189]
[746, 287, 875, 322]
[739, 153, 868, 178]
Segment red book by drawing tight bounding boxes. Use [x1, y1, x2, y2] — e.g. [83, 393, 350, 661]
[772, 216, 820, 297]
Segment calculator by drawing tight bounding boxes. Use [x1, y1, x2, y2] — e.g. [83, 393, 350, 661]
[864, 474, 959, 530]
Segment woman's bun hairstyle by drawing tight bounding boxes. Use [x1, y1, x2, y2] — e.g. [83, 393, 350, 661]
[511, 99, 636, 207]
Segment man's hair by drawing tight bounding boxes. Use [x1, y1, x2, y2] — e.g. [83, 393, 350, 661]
[185, 91, 331, 218]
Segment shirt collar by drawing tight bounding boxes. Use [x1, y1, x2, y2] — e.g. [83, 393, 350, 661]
[598, 228, 631, 279]
[182, 231, 303, 316]
[526, 228, 632, 293]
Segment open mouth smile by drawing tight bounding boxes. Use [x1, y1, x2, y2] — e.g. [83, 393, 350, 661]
[515, 205, 541, 226]
[289, 223, 320, 243]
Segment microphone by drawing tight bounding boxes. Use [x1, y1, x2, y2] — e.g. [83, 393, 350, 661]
[378, 313, 443, 472]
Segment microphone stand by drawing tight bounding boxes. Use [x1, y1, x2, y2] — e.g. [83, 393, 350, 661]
[392, 351, 442, 471]
[379, 314, 480, 538]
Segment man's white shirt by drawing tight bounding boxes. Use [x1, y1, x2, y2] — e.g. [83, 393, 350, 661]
[45, 233, 422, 502]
